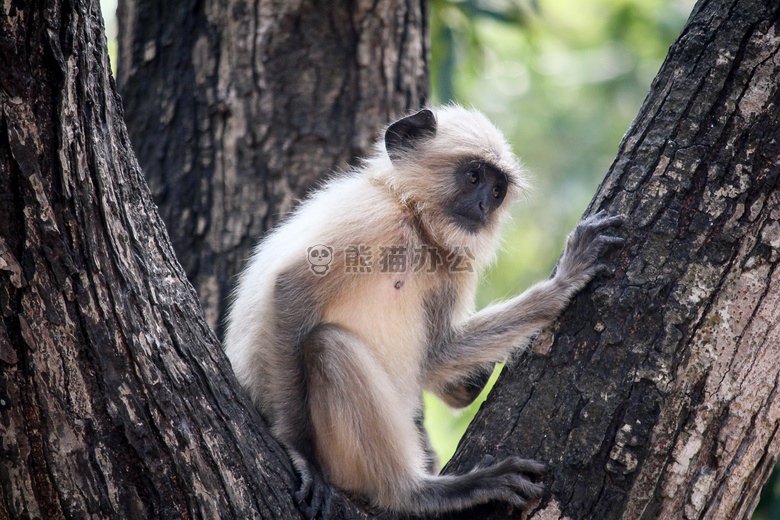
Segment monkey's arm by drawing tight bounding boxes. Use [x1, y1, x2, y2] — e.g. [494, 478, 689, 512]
[425, 212, 623, 393]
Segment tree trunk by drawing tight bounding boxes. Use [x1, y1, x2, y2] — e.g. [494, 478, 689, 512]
[444, 0, 780, 518]
[115, 0, 429, 337]
[0, 2, 376, 518]
[3, 0, 780, 519]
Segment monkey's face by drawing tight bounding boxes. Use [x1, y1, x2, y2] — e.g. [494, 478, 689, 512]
[378, 106, 527, 266]
[448, 161, 508, 233]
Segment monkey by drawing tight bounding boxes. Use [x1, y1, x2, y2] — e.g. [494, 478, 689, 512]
[224, 105, 623, 517]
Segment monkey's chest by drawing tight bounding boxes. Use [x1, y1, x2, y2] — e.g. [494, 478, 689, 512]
[321, 272, 428, 385]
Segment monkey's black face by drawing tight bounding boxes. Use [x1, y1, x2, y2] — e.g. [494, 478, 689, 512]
[450, 162, 508, 233]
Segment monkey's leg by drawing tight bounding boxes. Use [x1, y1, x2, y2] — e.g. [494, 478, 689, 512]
[303, 324, 426, 504]
[304, 324, 544, 515]
[268, 369, 337, 520]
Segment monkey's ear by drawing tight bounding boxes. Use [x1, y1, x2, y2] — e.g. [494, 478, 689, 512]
[385, 108, 437, 161]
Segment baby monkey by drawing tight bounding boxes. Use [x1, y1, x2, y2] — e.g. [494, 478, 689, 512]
[225, 106, 623, 517]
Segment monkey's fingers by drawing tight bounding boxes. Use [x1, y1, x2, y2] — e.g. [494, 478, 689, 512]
[302, 484, 324, 519]
[476, 454, 496, 468]
[294, 466, 314, 505]
[302, 485, 339, 519]
[297, 464, 340, 519]
[583, 217, 625, 245]
[508, 474, 544, 500]
[565, 213, 624, 260]
[303, 478, 327, 519]
[514, 458, 546, 476]
[477, 455, 546, 475]
[589, 211, 625, 230]
[309, 483, 339, 520]
[594, 234, 626, 251]
[486, 457, 546, 511]
[505, 461, 545, 510]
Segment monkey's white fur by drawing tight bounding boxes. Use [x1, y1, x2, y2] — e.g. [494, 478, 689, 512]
[225, 105, 622, 515]
[227, 106, 522, 415]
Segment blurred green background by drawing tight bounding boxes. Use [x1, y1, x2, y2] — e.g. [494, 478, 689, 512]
[99, 0, 779, 516]
[425, 0, 690, 467]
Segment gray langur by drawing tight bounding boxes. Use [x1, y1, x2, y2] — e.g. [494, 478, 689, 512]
[224, 106, 623, 517]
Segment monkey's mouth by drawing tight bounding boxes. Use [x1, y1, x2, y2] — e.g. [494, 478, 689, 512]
[451, 212, 487, 233]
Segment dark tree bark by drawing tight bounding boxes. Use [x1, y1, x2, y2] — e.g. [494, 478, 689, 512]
[0, 2, 376, 518]
[115, 0, 429, 337]
[444, 1, 780, 519]
[2, 0, 780, 519]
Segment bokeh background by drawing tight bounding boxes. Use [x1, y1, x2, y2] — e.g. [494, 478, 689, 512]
[99, 1, 779, 516]
[424, 0, 693, 465]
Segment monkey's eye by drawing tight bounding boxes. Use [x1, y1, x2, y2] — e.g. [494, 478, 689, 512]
[466, 171, 479, 184]
[492, 185, 503, 199]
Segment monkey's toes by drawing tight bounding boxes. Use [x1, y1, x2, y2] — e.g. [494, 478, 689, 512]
[504, 456, 546, 475]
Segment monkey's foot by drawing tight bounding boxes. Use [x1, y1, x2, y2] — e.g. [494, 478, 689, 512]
[475, 455, 546, 510]
[293, 459, 339, 519]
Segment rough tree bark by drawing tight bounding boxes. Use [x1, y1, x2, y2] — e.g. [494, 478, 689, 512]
[2, 1, 780, 520]
[0, 2, 377, 518]
[115, 0, 429, 337]
[444, 1, 780, 519]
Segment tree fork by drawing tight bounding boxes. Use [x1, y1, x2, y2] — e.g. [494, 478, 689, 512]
[2, 0, 780, 519]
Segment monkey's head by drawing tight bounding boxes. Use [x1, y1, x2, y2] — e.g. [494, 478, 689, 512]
[373, 106, 527, 268]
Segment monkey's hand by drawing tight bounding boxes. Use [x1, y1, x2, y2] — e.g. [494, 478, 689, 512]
[292, 456, 340, 519]
[555, 210, 624, 295]
[470, 454, 546, 510]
